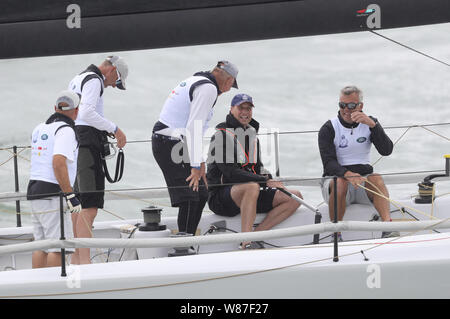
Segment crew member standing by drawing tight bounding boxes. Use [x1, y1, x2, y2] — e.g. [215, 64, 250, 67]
[27, 90, 82, 268]
[152, 61, 239, 236]
[68, 55, 128, 264]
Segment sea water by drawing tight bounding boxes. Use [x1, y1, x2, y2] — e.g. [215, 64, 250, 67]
[1, 23, 450, 227]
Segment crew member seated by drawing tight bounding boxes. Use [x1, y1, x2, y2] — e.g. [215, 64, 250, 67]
[206, 93, 302, 249]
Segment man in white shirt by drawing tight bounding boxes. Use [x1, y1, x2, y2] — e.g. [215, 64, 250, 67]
[27, 90, 82, 268]
[68, 55, 128, 264]
[152, 61, 238, 237]
[318, 85, 398, 241]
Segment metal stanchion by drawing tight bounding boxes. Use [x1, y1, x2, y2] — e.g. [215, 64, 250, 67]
[333, 176, 339, 262]
[273, 131, 280, 177]
[59, 192, 67, 277]
[12, 146, 22, 227]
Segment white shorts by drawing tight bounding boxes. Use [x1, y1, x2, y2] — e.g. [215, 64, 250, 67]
[31, 197, 74, 253]
[320, 177, 372, 206]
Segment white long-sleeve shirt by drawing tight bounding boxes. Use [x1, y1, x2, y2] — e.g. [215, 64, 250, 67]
[157, 75, 218, 167]
[69, 68, 117, 133]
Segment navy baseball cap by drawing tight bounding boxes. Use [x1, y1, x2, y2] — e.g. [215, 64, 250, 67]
[231, 93, 254, 107]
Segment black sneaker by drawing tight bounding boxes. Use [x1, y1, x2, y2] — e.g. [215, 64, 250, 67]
[239, 241, 265, 250]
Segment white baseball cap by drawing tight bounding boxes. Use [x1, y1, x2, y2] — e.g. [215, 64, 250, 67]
[217, 60, 239, 89]
[56, 90, 80, 110]
[107, 55, 128, 90]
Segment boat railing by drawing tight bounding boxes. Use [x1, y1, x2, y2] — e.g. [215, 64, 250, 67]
[0, 121, 449, 276]
[2, 218, 450, 277]
[0, 121, 449, 227]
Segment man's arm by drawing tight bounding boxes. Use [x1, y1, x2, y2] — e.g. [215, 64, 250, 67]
[53, 127, 81, 213]
[53, 155, 73, 193]
[318, 121, 347, 177]
[77, 79, 117, 133]
[185, 83, 217, 167]
[369, 117, 393, 156]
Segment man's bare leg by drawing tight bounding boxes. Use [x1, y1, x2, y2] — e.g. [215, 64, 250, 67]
[328, 177, 349, 222]
[32, 251, 48, 268]
[230, 183, 260, 233]
[47, 252, 62, 267]
[70, 212, 80, 264]
[74, 207, 97, 264]
[254, 189, 301, 231]
[365, 174, 391, 221]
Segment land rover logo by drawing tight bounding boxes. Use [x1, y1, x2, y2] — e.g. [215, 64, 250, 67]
[357, 137, 367, 143]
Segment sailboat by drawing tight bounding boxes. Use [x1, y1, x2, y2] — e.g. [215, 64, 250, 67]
[1, 0, 450, 299]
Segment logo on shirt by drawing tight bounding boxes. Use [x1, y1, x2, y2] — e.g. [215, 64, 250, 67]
[339, 135, 348, 148]
[41, 134, 48, 140]
[357, 137, 367, 143]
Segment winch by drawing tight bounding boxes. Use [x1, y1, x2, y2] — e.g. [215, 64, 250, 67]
[134, 206, 171, 259]
[415, 155, 449, 204]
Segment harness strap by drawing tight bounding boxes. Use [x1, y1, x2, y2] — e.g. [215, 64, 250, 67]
[102, 148, 124, 183]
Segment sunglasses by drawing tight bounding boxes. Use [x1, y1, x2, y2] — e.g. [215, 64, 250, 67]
[339, 102, 361, 110]
[115, 69, 123, 88]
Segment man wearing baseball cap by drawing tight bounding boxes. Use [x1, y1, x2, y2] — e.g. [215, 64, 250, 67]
[27, 90, 82, 268]
[68, 55, 128, 264]
[206, 93, 302, 249]
[152, 60, 238, 238]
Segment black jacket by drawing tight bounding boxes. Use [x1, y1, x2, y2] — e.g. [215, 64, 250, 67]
[206, 113, 270, 193]
[318, 112, 393, 177]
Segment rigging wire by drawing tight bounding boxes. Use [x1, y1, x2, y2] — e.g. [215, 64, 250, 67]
[369, 30, 450, 68]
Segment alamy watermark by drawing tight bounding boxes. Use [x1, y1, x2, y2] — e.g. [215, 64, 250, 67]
[357, 4, 381, 29]
[167, 120, 278, 167]
[66, 4, 81, 29]
[366, 264, 381, 289]
[66, 264, 81, 289]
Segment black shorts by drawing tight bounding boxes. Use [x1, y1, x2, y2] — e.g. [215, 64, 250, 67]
[208, 186, 277, 217]
[152, 133, 208, 207]
[74, 146, 105, 209]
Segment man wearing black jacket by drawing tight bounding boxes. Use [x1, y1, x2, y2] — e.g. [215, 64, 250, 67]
[207, 94, 302, 249]
[318, 85, 398, 239]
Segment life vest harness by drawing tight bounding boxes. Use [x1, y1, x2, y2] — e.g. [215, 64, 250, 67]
[217, 128, 258, 174]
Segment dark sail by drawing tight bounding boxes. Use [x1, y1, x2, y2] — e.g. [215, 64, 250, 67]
[1, 0, 449, 59]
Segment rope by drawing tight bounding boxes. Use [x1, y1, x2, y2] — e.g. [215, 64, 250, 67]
[362, 177, 406, 219]
[356, 182, 437, 220]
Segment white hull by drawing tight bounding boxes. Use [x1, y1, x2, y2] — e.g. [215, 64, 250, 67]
[1, 232, 450, 298]
[1, 195, 450, 298]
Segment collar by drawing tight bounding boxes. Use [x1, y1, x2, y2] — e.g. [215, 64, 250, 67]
[337, 111, 359, 129]
[193, 71, 221, 95]
[225, 113, 260, 132]
[45, 112, 75, 127]
[81, 64, 104, 81]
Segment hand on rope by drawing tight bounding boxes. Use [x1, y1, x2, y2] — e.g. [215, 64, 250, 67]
[343, 171, 366, 188]
[65, 193, 82, 214]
